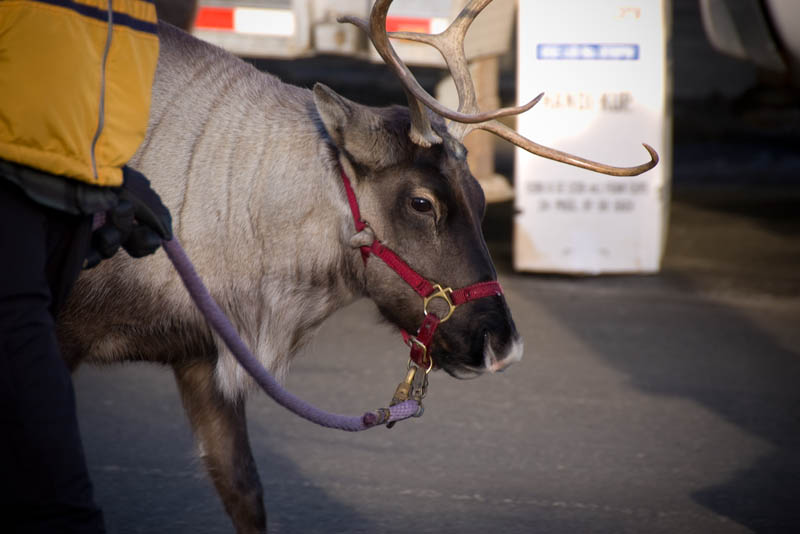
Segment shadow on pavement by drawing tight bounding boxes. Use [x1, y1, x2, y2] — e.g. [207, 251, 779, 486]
[483, 187, 800, 532]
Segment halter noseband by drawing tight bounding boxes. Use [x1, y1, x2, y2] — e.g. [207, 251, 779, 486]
[339, 167, 503, 371]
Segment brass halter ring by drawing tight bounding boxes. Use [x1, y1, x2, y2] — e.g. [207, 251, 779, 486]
[423, 284, 456, 323]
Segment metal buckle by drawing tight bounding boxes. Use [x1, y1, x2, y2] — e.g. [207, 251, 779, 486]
[409, 361, 430, 402]
[423, 284, 456, 323]
[386, 359, 430, 429]
[406, 337, 434, 373]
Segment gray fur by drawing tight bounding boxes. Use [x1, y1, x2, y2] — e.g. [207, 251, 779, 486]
[61, 24, 360, 396]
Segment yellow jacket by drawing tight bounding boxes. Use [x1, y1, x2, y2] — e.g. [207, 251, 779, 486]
[0, 0, 159, 187]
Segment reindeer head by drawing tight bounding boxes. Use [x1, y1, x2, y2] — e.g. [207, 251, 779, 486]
[314, 0, 658, 377]
[314, 86, 520, 376]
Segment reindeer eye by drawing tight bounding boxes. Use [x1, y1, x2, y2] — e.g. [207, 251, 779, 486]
[410, 197, 433, 213]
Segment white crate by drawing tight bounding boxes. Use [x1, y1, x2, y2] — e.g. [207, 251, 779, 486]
[514, 0, 672, 274]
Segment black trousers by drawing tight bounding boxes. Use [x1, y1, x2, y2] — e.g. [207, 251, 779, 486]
[0, 179, 105, 533]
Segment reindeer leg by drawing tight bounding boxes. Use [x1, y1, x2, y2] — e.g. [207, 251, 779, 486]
[173, 361, 266, 534]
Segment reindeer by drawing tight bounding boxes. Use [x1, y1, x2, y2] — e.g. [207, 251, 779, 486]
[57, 1, 657, 532]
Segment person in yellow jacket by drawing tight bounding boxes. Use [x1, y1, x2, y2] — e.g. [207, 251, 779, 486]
[0, 2, 172, 532]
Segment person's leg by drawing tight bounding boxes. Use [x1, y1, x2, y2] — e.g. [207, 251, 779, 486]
[0, 179, 104, 533]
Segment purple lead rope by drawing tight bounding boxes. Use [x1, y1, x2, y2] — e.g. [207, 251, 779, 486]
[162, 238, 420, 431]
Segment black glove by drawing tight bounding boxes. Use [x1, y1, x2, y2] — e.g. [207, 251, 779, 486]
[85, 167, 172, 268]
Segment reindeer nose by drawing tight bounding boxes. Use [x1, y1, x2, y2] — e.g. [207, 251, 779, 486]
[483, 334, 524, 373]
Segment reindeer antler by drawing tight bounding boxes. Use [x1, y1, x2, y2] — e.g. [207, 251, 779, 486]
[340, 0, 658, 177]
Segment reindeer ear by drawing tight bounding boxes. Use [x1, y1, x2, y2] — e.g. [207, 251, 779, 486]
[313, 83, 407, 171]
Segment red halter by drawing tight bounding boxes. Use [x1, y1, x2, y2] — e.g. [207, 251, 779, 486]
[339, 167, 503, 370]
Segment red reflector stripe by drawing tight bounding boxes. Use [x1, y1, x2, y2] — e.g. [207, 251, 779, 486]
[386, 16, 430, 34]
[195, 7, 234, 30]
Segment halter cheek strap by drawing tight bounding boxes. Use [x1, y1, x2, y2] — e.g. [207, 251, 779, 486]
[339, 167, 503, 369]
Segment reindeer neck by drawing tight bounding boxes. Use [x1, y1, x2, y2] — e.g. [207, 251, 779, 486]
[128, 24, 365, 393]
